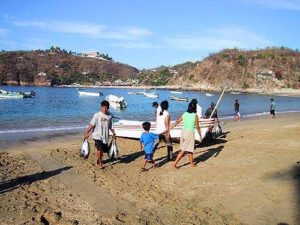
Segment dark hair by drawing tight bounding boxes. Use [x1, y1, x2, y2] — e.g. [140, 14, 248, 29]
[187, 102, 197, 113]
[142, 121, 151, 131]
[160, 100, 169, 116]
[101, 100, 110, 107]
[152, 101, 158, 107]
[191, 98, 198, 104]
[270, 98, 274, 101]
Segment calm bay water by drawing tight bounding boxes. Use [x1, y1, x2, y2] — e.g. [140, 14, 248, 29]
[0, 86, 300, 142]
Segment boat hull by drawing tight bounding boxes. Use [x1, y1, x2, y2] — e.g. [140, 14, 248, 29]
[112, 119, 216, 141]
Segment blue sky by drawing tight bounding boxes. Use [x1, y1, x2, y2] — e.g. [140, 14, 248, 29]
[0, 0, 299, 69]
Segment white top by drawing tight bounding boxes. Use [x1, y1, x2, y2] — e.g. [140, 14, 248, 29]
[155, 105, 162, 122]
[155, 110, 169, 134]
[196, 104, 202, 118]
[89, 111, 113, 143]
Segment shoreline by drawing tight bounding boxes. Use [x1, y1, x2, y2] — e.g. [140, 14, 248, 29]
[1, 112, 299, 151]
[1, 84, 300, 97]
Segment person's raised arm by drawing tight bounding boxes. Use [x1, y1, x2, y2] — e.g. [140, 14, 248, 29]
[169, 116, 183, 130]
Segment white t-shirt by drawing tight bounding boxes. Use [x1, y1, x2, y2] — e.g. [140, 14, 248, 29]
[155, 110, 169, 134]
[155, 105, 162, 122]
[89, 111, 113, 143]
[196, 104, 202, 118]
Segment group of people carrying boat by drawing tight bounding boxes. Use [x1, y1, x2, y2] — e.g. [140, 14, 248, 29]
[83, 97, 219, 171]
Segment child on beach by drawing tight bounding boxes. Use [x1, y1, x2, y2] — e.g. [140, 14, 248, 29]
[140, 122, 159, 171]
[84, 100, 116, 170]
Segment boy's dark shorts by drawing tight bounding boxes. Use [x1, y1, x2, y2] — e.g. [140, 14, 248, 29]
[144, 153, 153, 161]
[270, 110, 275, 115]
[94, 139, 108, 153]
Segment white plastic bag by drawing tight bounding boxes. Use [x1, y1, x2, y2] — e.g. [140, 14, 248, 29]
[108, 139, 119, 159]
[80, 139, 90, 159]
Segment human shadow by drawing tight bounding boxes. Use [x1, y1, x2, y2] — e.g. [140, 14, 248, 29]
[196, 138, 227, 148]
[194, 145, 224, 164]
[103, 150, 144, 166]
[263, 162, 300, 224]
[0, 166, 73, 194]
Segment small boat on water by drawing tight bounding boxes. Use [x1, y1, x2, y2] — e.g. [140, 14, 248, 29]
[127, 91, 137, 95]
[170, 91, 183, 94]
[106, 94, 127, 109]
[112, 118, 216, 141]
[206, 93, 214, 97]
[169, 95, 189, 102]
[144, 92, 159, 98]
[0, 90, 35, 99]
[78, 91, 103, 96]
[230, 91, 241, 95]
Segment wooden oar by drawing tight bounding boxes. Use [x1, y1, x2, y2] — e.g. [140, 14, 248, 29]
[209, 87, 226, 119]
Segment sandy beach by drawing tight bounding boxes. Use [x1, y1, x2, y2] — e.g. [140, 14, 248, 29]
[0, 113, 299, 225]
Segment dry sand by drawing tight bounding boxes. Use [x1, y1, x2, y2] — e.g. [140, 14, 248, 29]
[0, 113, 299, 225]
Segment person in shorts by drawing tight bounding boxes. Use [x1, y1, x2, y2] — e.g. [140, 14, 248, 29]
[140, 122, 159, 171]
[84, 100, 116, 169]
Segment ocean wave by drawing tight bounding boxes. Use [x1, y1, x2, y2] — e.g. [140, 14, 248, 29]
[220, 110, 300, 119]
[0, 126, 86, 134]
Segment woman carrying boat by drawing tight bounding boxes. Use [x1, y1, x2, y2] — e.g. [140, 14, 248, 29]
[169, 102, 202, 168]
[155, 100, 173, 161]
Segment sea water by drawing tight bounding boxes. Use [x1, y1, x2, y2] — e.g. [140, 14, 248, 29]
[0, 86, 299, 144]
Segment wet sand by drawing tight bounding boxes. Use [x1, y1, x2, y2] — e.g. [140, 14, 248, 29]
[0, 113, 299, 225]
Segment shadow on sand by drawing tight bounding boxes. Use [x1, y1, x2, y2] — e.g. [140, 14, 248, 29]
[0, 166, 73, 194]
[264, 162, 300, 225]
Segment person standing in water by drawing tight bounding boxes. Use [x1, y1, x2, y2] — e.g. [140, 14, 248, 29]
[270, 98, 276, 118]
[155, 100, 173, 161]
[169, 102, 202, 169]
[234, 99, 240, 121]
[84, 100, 116, 170]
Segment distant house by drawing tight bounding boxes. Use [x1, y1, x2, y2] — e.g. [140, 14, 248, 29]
[38, 72, 47, 77]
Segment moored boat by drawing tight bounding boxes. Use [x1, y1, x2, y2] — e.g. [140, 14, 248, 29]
[144, 92, 159, 98]
[170, 91, 183, 94]
[169, 95, 189, 102]
[0, 90, 35, 99]
[106, 94, 127, 108]
[78, 91, 103, 96]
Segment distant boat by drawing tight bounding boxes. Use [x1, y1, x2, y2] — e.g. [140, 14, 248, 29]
[169, 95, 189, 102]
[128, 91, 137, 95]
[0, 90, 35, 99]
[230, 91, 241, 95]
[144, 92, 159, 98]
[78, 91, 103, 96]
[170, 91, 183, 94]
[106, 94, 127, 109]
[205, 93, 214, 97]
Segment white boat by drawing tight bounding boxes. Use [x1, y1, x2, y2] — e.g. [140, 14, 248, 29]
[206, 93, 214, 97]
[0, 90, 35, 99]
[112, 118, 216, 141]
[230, 91, 241, 95]
[144, 92, 159, 98]
[127, 92, 137, 95]
[106, 94, 127, 108]
[169, 95, 189, 102]
[79, 91, 103, 96]
[170, 91, 183, 94]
